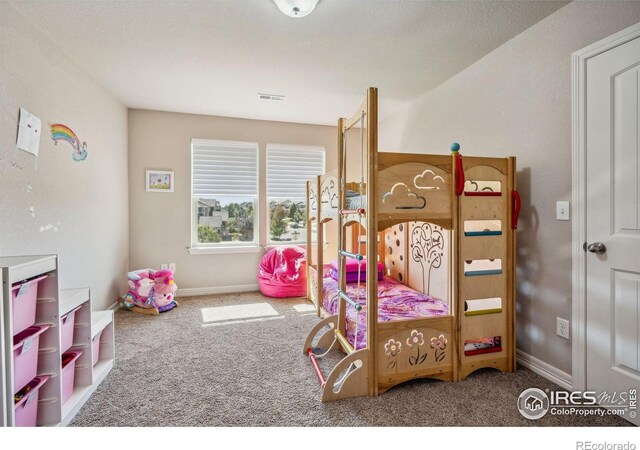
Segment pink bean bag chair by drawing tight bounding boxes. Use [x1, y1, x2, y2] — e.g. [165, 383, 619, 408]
[258, 246, 307, 298]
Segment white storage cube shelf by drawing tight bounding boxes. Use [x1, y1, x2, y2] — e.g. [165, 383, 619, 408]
[0, 272, 6, 427]
[1, 255, 115, 427]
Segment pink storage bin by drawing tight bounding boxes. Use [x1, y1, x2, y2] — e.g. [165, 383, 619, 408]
[61, 351, 82, 404]
[13, 324, 51, 395]
[11, 274, 48, 335]
[60, 305, 82, 353]
[14, 375, 50, 427]
[92, 329, 103, 367]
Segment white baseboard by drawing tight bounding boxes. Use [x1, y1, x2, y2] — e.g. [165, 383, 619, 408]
[176, 284, 259, 297]
[517, 349, 573, 391]
[108, 300, 121, 311]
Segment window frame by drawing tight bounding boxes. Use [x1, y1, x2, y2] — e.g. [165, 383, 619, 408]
[190, 139, 260, 252]
[266, 144, 326, 245]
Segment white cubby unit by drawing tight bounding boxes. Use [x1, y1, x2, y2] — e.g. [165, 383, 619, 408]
[0, 271, 6, 427]
[1, 255, 115, 427]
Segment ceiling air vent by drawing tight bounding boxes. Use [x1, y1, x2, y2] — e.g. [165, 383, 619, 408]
[258, 93, 285, 102]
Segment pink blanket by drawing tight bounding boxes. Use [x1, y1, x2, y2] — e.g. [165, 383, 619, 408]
[322, 276, 449, 349]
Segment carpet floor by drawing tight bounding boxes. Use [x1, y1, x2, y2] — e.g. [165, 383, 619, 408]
[70, 293, 630, 427]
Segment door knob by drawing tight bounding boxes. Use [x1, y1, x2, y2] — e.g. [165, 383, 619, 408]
[587, 242, 606, 254]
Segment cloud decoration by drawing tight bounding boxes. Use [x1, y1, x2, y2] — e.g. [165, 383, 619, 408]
[321, 186, 331, 204]
[330, 193, 338, 208]
[321, 178, 339, 208]
[464, 180, 501, 193]
[310, 189, 318, 210]
[414, 169, 445, 190]
[382, 182, 426, 210]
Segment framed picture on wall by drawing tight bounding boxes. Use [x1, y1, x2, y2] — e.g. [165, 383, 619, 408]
[146, 170, 174, 192]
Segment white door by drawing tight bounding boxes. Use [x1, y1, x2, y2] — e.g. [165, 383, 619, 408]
[586, 35, 640, 426]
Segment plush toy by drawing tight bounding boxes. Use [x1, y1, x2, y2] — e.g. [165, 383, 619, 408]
[151, 269, 178, 311]
[122, 268, 178, 315]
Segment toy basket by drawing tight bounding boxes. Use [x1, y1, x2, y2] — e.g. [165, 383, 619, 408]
[14, 375, 50, 427]
[11, 274, 48, 335]
[13, 324, 51, 394]
[61, 351, 82, 404]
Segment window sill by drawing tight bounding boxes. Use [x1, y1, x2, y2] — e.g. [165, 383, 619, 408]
[188, 246, 263, 255]
[266, 243, 308, 249]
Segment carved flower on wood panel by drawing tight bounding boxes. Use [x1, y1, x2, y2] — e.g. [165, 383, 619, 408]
[430, 334, 447, 350]
[406, 329, 424, 348]
[384, 339, 402, 357]
[430, 333, 448, 362]
[406, 330, 427, 366]
[384, 338, 402, 369]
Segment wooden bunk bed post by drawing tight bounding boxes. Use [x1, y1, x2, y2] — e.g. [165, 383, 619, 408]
[315, 175, 323, 316]
[337, 117, 348, 340]
[507, 156, 517, 371]
[366, 86, 378, 396]
[306, 180, 312, 302]
[451, 151, 460, 382]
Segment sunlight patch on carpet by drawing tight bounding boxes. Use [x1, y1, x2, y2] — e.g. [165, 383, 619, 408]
[201, 303, 279, 324]
[201, 316, 285, 327]
[293, 304, 316, 312]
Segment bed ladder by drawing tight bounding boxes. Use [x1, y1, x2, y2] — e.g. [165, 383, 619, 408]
[303, 314, 369, 402]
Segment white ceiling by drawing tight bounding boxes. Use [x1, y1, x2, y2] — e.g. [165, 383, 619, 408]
[11, 0, 568, 126]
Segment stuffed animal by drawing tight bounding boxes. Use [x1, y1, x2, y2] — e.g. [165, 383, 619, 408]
[151, 269, 178, 310]
[122, 268, 178, 314]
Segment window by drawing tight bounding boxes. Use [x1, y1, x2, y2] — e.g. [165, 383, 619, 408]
[267, 144, 325, 243]
[191, 139, 258, 248]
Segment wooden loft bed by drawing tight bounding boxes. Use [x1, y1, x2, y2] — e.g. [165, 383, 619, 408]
[303, 87, 520, 401]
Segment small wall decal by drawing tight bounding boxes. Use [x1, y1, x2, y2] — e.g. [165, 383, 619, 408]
[26, 182, 32, 192]
[17, 108, 42, 157]
[50, 123, 88, 161]
[39, 223, 59, 233]
[29, 207, 35, 218]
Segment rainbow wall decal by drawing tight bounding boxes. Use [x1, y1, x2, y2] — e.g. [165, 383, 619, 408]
[50, 123, 88, 161]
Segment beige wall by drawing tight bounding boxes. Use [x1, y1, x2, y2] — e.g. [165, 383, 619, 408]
[378, 1, 640, 374]
[0, 3, 129, 310]
[128, 110, 337, 291]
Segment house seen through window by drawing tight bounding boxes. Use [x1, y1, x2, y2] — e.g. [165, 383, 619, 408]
[191, 139, 258, 246]
[266, 144, 325, 243]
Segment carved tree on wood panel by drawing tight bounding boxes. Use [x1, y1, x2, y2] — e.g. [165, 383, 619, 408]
[410, 223, 444, 294]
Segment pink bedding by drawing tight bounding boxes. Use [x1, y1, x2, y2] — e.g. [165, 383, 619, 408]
[322, 276, 449, 349]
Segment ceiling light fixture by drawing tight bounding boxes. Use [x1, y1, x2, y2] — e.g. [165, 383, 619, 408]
[273, 0, 319, 18]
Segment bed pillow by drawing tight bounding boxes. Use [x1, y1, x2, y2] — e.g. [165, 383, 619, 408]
[328, 268, 383, 283]
[329, 257, 383, 273]
[327, 256, 384, 282]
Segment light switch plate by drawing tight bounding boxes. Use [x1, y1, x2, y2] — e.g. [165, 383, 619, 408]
[556, 201, 570, 221]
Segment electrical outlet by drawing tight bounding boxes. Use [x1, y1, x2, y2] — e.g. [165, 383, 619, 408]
[557, 317, 570, 339]
[160, 263, 168, 270]
[169, 262, 176, 272]
[556, 201, 570, 221]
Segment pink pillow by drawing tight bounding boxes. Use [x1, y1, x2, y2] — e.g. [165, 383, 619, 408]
[329, 257, 384, 274]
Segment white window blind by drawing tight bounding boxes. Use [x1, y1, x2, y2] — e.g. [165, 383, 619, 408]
[192, 139, 258, 196]
[266, 144, 325, 198]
